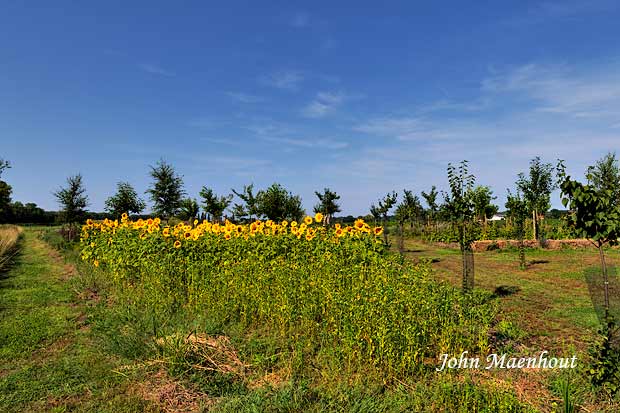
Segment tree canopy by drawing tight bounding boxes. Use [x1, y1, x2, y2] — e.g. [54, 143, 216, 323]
[146, 159, 185, 218]
[53, 174, 89, 225]
[200, 188, 233, 223]
[255, 183, 304, 222]
[313, 188, 341, 225]
[105, 182, 145, 218]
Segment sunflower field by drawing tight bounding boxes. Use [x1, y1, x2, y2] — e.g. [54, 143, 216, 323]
[80, 213, 496, 375]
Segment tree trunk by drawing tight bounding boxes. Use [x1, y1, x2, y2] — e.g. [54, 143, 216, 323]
[532, 209, 537, 240]
[398, 221, 404, 255]
[382, 215, 388, 244]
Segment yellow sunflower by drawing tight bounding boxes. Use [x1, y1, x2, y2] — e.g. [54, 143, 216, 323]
[173, 240, 181, 248]
[304, 216, 313, 225]
[314, 212, 324, 223]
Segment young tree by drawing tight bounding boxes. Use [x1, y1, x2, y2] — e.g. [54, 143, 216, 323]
[443, 160, 477, 291]
[179, 198, 200, 223]
[53, 174, 89, 225]
[146, 159, 185, 218]
[255, 183, 304, 222]
[370, 191, 398, 244]
[471, 185, 498, 227]
[517, 157, 557, 240]
[398, 190, 423, 230]
[0, 158, 11, 223]
[421, 186, 439, 226]
[104, 182, 145, 218]
[587, 152, 620, 206]
[559, 161, 620, 388]
[505, 189, 528, 270]
[199, 188, 233, 223]
[313, 188, 341, 225]
[232, 184, 258, 222]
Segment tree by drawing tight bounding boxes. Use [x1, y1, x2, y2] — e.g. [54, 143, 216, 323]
[105, 182, 145, 218]
[199, 187, 233, 223]
[396, 190, 423, 230]
[505, 189, 528, 270]
[517, 157, 557, 240]
[443, 160, 476, 292]
[53, 174, 89, 225]
[587, 152, 620, 206]
[146, 159, 185, 218]
[178, 198, 200, 223]
[471, 185, 498, 225]
[558, 161, 620, 389]
[313, 188, 341, 225]
[0, 158, 12, 223]
[232, 184, 258, 222]
[370, 191, 398, 243]
[255, 183, 304, 222]
[421, 186, 439, 225]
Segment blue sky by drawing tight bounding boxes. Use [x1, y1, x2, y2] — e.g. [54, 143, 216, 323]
[2, 1, 620, 216]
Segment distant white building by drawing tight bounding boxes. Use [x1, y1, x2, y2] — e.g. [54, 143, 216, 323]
[489, 212, 506, 221]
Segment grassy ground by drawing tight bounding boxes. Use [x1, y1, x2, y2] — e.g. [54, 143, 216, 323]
[398, 237, 620, 411]
[0, 228, 159, 412]
[1, 227, 619, 411]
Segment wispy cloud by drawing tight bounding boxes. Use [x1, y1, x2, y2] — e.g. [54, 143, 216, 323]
[301, 91, 361, 118]
[260, 70, 304, 91]
[481, 62, 620, 118]
[226, 92, 266, 103]
[139, 63, 175, 77]
[263, 136, 349, 150]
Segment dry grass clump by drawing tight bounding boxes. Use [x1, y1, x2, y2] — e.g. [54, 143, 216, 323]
[0, 225, 22, 272]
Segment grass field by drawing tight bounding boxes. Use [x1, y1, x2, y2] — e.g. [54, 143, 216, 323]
[1, 227, 619, 411]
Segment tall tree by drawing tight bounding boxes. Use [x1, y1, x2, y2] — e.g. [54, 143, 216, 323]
[587, 152, 620, 206]
[421, 185, 439, 225]
[370, 191, 398, 243]
[199, 187, 233, 223]
[0, 158, 12, 223]
[232, 184, 258, 222]
[443, 160, 477, 291]
[255, 183, 304, 222]
[105, 182, 145, 218]
[517, 157, 556, 240]
[146, 159, 185, 218]
[470, 185, 498, 224]
[398, 190, 423, 230]
[178, 198, 200, 223]
[53, 174, 89, 225]
[313, 188, 341, 225]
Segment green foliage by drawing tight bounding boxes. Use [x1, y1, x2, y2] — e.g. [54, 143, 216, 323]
[178, 198, 200, 222]
[232, 184, 258, 222]
[395, 190, 423, 225]
[255, 183, 304, 222]
[53, 174, 89, 225]
[200, 187, 233, 222]
[104, 181, 145, 218]
[517, 156, 557, 240]
[421, 186, 439, 215]
[471, 185, 498, 222]
[83, 224, 496, 378]
[443, 160, 477, 249]
[146, 159, 185, 218]
[0, 157, 12, 223]
[586, 151, 620, 205]
[313, 187, 341, 224]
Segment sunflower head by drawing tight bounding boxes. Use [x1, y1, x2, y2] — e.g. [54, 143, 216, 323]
[304, 216, 313, 225]
[314, 212, 324, 223]
[373, 226, 384, 236]
[173, 240, 181, 248]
